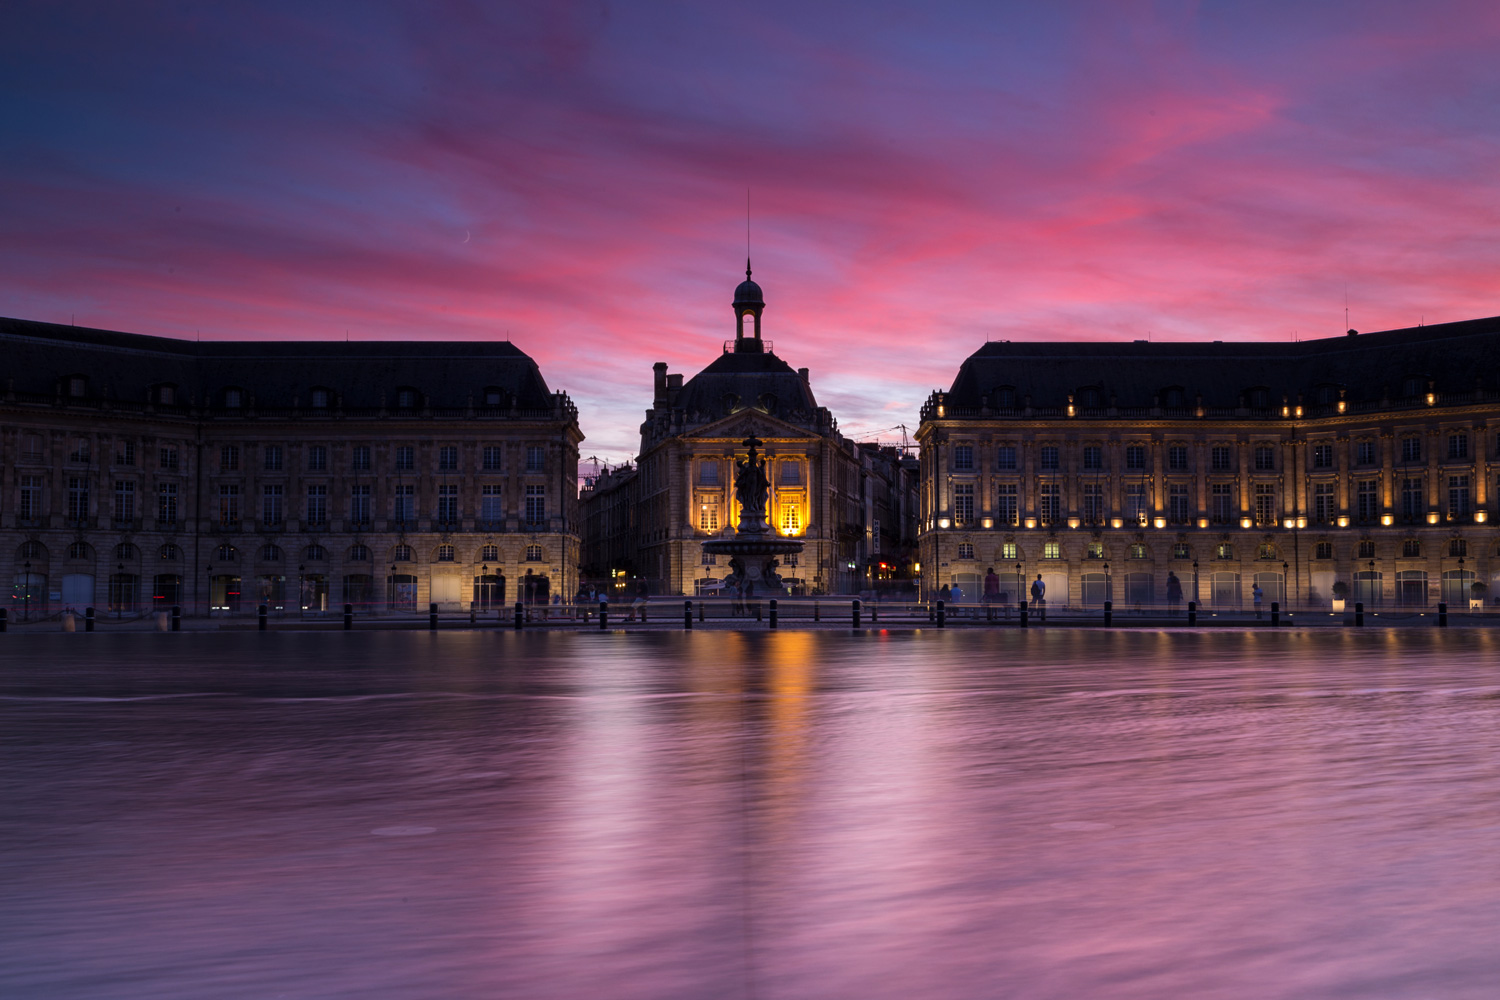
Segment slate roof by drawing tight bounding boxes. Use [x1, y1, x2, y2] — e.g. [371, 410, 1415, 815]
[671, 348, 818, 420]
[946, 315, 1500, 410]
[0, 316, 558, 410]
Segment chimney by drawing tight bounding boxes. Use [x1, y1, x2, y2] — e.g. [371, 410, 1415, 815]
[653, 362, 668, 407]
[798, 367, 809, 384]
[666, 373, 683, 405]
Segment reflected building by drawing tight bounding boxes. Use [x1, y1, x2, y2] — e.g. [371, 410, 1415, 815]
[918, 318, 1500, 610]
[581, 266, 919, 596]
[1, 317, 582, 617]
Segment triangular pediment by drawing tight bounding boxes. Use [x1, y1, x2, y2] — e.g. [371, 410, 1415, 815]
[682, 407, 817, 442]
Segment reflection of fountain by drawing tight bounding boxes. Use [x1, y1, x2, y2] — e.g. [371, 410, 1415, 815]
[702, 436, 803, 596]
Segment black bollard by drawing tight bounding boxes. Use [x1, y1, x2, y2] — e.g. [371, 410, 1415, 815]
[814, 601, 820, 622]
[598, 599, 608, 630]
[0, 608, 7, 632]
[515, 601, 524, 630]
[936, 599, 945, 628]
[1354, 601, 1364, 627]
[429, 602, 438, 631]
[1103, 600, 1112, 628]
[1187, 600, 1196, 626]
[853, 598, 862, 628]
[344, 603, 353, 631]
[258, 604, 268, 631]
[85, 607, 95, 632]
[699, 601, 705, 622]
[754, 601, 762, 622]
[171, 605, 181, 631]
[1019, 599, 1028, 628]
[769, 598, 778, 629]
[1438, 601, 1448, 627]
[684, 600, 693, 630]
[1270, 601, 1279, 627]
[871, 603, 878, 623]
[470, 606, 476, 625]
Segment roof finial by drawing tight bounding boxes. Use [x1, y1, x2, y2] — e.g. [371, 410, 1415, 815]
[746, 257, 752, 280]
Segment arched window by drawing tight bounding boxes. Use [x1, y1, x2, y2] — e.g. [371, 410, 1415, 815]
[348, 544, 370, 561]
[1402, 539, 1421, 558]
[1216, 543, 1234, 560]
[1129, 543, 1147, 559]
[392, 544, 414, 562]
[159, 543, 180, 560]
[1315, 542, 1334, 559]
[1258, 543, 1278, 560]
[437, 544, 456, 562]
[304, 544, 327, 561]
[115, 542, 136, 560]
[481, 544, 499, 561]
[1449, 538, 1467, 557]
[261, 544, 283, 561]
[19, 540, 46, 560]
[216, 544, 238, 561]
[525, 544, 543, 562]
[68, 541, 93, 560]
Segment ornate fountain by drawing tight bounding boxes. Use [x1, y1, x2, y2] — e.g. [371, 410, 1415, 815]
[701, 436, 804, 596]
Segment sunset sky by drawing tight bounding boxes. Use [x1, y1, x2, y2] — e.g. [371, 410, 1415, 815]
[4, 1, 1499, 461]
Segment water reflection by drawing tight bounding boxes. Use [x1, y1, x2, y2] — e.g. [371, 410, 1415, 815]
[2, 630, 1499, 999]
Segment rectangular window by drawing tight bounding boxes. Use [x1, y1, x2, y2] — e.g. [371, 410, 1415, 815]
[395, 446, 415, 472]
[482, 446, 503, 471]
[394, 485, 414, 523]
[351, 445, 371, 472]
[1083, 446, 1102, 471]
[1082, 483, 1103, 524]
[699, 462, 719, 485]
[525, 484, 546, 524]
[1211, 483, 1233, 523]
[1039, 446, 1060, 471]
[263, 485, 283, 526]
[1039, 483, 1060, 525]
[781, 504, 800, 534]
[220, 445, 239, 471]
[1043, 541, 1060, 559]
[1125, 483, 1148, 524]
[67, 477, 89, 523]
[1168, 445, 1188, 471]
[996, 445, 1017, 471]
[1002, 542, 1017, 560]
[264, 445, 283, 471]
[996, 483, 1018, 526]
[1357, 480, 1379, 523]
[1449, 475, 1471, 518]
[1255, 483, 1277, 525]
[1169, 484, 1190, 524]
[1314, 482, 1336, 523]
[114, 481, 135, 522]
[1401, 436, 1421, 463]
[953, 483, 974, 524]
[953, 445, 974, 471]
[117, 441, 135, 466]
[305, 485, 327, 526]
[20, 475, 43, 521]
[1448, 433, 1469, 460]
[481, 485, 504, 523]
[779, 461, 802, 485]
[438, 445, 458, 471]
[307, 445, 327, 472]
[1125, 445, 1146, 471]
[526, 446, 545, 473]
[159, 447, 179, 471]
[1401, 477, 1423, 521]
[350, 485, 371, 526]
[157, 482, 177, 525]
[217, 484, 239, 527]
[1357, 440, 1376, 466]
[1255, 445, 1276, 471]
[1211, 446, 1232, 471]
[699, 502, 720, 532]
[1313, 443, 1334, 469]
[437, 484, 458, 523]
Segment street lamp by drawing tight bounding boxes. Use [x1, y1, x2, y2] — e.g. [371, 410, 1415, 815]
[1192, 559, 1199, 606]
[1459, 556, 1466, 608]
[481, 563, 489, 610]
[1282, 560, 1289, 609]
[1102, 561, 1110, 605]
[1369, 559, 1376, 607]
[1014, 561, 1022, 607]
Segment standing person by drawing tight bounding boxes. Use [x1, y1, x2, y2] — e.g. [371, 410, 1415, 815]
[950, 582, 963, 617]
[1166, 571, 1183, 616]
[983, 567, 1000, 621]
[627, 578, 648, 622]
[939, 583, 951, 607]
[536, 574, 551, 621]
[1253, 582, 1264, 619]
[1031, 573, 1046, 621]
[523, 569, 535, 621]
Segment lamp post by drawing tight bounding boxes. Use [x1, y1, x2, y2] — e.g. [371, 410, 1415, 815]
[1369, 559, 1375, 608]
[481, 563, 489, 610]
[22, 559, 31, 621]
[1192, 559, 1199, 606]
[298, 563, 307, 616]
[1103, 561, 1110, 606]
[1282, 560, 1289, 610]
[116, 561, 125, 618]
[1015, 561, 1022, 607]
[391, 564, 398, 612]
[1459, 555, 1466, 608]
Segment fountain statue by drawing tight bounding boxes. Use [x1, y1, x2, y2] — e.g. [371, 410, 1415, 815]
[702, 436, 804, 596]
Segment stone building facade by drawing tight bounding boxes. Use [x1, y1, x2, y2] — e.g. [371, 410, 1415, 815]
[1, 318, 582, 618]
[918, 317, 1500, 611]
[586, 267, 915, 597]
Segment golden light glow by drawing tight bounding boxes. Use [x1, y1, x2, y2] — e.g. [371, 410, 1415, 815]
[1024, 517, 1037, 529]
[1427, 511, 1440, 524]
[1282, 405, 1290, 417]
[938, 517, 951, 529]
[1297, 516, 1307, 528]
[1067, 517, 1080, 529]
[1337, 515, 1350, 527]
[1153, 517, 1166, 529]
[1110, 517, 1123, 529]
[1337, 400, 1346, 414]
[1198, 517, 1210, 528]
[1426, 392, 1436, 406]
[1381, 513, 1395, 526]
[1241, 517, 1253, 529]
[982, 517, 993, 528]
[1283, 518, 1296, 529]
[1477, 511, 1489, 523]
[1295, 405, 1303, 418]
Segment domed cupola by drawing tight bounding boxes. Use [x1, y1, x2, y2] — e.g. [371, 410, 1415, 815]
[732, 259, 765, 353]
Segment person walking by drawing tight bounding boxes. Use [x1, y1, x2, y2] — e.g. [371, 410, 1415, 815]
[1166, 571, 1183, 616]
[1030, 573, 1046, 621]
[983, 567, 1000, 620]
[1253, 582, 1264, 619]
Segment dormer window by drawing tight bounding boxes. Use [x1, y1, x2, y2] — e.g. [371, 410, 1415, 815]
[1247, 387, 1271, 409]
[1162, 386, 1186, 409]
[1402, 376, 1424, 398]
[223, 387, 243, 408]
[483, 386, 504, 406]
[396, 387, 418, 409]
[157, 384, 176, 405]
[1077, 386, 1102, 409]
[67, 375, 87, 398]
[310, 388, 330, 408]
[994, 386, 1016, 409]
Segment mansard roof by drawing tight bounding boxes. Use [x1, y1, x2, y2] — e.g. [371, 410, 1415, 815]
[672, 348, 818, 420]
[943, 315, 1500, 411]
[0, 316, 558, 410]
